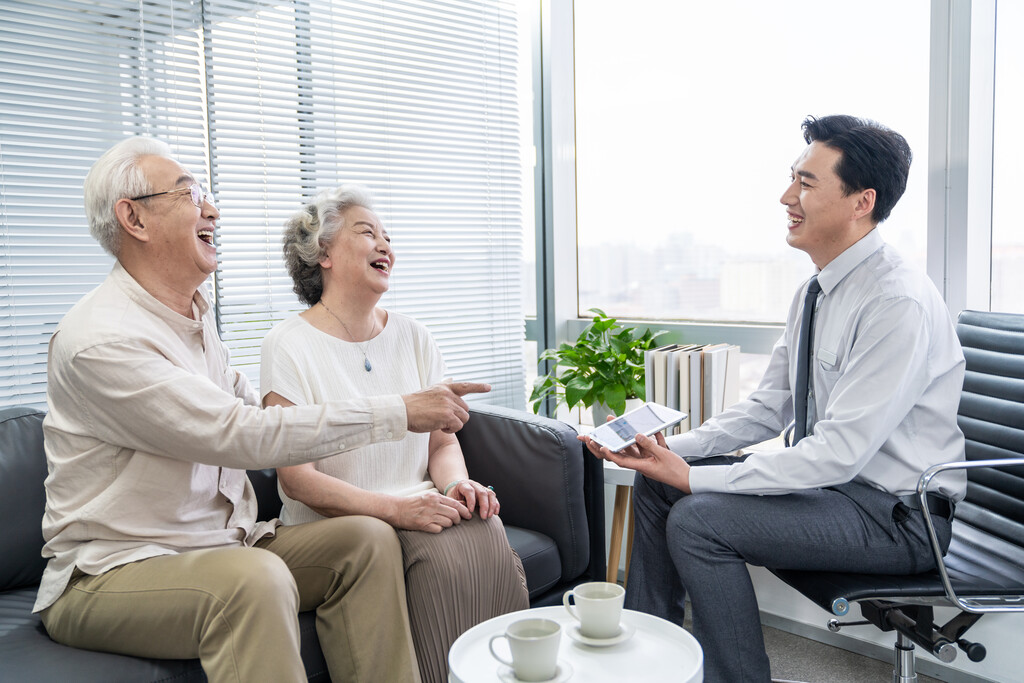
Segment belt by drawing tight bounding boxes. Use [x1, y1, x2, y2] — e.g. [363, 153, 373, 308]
[897, 492, 955, 521]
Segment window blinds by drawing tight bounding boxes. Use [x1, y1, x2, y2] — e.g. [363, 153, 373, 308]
[1, 0, 526, 410]
[0, 0, 208, 407]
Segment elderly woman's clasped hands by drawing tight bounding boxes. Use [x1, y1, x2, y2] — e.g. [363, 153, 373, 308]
[391, 479, 498, 533]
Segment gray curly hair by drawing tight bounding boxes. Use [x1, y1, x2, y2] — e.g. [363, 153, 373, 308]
[83, 136, 174, 256]
[283, 184, 377, 306]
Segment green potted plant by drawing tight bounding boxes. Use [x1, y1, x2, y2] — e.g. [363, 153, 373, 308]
[530, 308, 667, 420]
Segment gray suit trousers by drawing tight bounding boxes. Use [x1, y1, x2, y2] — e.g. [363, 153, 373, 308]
[625, 459, 952, 683]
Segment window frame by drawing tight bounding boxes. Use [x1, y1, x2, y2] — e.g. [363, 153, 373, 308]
[528, 0, 1001, 370]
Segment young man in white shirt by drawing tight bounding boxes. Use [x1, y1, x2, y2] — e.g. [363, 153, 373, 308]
[582, 115, 966, 683]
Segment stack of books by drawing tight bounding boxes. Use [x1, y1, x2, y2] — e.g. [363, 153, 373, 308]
[643, 342, 741, 434]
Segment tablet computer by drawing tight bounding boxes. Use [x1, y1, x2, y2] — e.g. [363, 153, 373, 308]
[588, 402, 688, 452]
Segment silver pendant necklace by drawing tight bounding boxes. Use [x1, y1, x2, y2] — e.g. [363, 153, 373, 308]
[320, 300, 376, 372]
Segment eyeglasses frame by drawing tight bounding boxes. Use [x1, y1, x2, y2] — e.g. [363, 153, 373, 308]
[130, 182, 215, 208]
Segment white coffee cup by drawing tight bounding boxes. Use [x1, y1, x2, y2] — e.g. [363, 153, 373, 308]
[488, 618, 562, 682]
[562, 581, 625, 639]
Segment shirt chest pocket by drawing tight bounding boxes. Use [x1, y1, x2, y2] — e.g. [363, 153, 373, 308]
[814, 345, 843, 394]
[218, 468, 248, 505]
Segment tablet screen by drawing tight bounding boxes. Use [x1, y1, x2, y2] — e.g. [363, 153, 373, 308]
[607, 404, 664, 439]
[591, 403, 685, 451]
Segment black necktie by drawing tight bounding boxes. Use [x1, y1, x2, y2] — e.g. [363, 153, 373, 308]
[793, 276, 821, 444]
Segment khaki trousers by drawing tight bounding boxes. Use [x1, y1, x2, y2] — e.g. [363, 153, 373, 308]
[41, 516, 420, 683]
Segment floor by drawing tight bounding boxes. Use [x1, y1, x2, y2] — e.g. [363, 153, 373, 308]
[680, 607, 942, 683]
[762, 622, 941, 683]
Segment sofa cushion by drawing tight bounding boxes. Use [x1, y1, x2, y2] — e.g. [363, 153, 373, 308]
[505, 526, 561, 601]
[0, 407, 47, 591]
[0, 586, 328, 683]
[0, 586, 206, 682]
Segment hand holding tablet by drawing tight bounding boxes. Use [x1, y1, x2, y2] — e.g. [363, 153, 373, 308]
[587, 402, 687, 452]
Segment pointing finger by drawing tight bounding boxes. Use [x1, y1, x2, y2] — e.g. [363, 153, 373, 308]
[448, 381, 492, 396]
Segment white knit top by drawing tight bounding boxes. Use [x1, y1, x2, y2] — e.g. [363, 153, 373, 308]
[260, 310, 446, 525]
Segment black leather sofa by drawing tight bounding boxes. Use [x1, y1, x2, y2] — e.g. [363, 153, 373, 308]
[0, 403, 604, 682]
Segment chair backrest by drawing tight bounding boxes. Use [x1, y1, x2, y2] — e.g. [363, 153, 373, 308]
[0, 406, 48, 591]
[955, 310, 1024, 548]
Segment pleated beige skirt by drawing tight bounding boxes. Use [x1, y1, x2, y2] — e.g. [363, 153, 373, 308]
[397, 514, 530, 683]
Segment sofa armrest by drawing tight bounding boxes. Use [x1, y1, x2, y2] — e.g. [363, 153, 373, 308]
[456, 404, 604, 584]
[0, 406, 48, 591]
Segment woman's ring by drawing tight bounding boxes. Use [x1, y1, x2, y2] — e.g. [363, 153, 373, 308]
[487, 485, 494, 491]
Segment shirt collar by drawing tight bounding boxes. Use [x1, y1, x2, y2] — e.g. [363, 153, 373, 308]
[111, 261, 211, 329]
[816, 228, 884, 295]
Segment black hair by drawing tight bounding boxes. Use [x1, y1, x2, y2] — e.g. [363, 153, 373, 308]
[801, 115, 912, 224]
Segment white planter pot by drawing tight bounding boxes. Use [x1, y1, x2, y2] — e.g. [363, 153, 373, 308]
[591, 397, 644, 426]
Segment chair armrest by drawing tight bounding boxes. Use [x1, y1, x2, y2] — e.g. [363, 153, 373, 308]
[456, 404, 604, 583]
[917, 458, 1024, 613]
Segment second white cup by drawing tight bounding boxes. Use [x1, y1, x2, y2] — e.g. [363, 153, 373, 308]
[488, 618, 562, 682]
[562, 581, 625, 639]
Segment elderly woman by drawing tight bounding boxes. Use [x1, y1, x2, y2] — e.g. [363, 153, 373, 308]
[260, 185, 529, 683]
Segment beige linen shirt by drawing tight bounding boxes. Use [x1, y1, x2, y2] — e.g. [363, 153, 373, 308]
[34, 263, 407, 612]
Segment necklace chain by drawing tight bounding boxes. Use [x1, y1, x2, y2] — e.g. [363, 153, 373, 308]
[320, 300, 376, 372]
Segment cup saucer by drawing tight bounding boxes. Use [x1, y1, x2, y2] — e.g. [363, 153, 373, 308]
[497, 660, 573, 683]
[566, 621, 636, 647]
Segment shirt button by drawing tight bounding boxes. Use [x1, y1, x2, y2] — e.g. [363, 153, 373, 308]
[386, 431, 394, 439]
[337, 443, 345, 449]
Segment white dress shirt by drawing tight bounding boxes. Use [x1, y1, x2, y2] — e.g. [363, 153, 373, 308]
[35, 263, 407, 612]
[672, 229, 967, 501]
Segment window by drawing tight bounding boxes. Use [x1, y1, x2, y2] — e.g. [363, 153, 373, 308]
[572, 0, 930, 324]
[0, 0, 528, 409]
[991, 0, 1024, 314]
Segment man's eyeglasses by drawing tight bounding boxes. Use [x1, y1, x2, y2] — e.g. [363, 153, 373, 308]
[130, 183, 215, 208]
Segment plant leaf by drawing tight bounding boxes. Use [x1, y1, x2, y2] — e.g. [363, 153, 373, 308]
[564, 374, 594, 409]
[603, 383, 627, 416]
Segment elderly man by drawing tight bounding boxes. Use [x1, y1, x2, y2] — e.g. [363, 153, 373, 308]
[34, 136, 489, 683]
[583, 115, 966, 682]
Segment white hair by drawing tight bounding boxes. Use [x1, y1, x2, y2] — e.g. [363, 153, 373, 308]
[282, 184, 377, 306]
[83, 137, 173, 256]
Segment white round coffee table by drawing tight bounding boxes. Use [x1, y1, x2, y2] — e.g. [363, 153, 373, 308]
[448, 606, 703, 682]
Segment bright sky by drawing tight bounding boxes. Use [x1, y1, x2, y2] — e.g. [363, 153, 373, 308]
[574, 0, 932, 264]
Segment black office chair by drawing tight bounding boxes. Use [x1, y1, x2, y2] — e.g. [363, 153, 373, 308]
[770, 310, 1024, 682]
